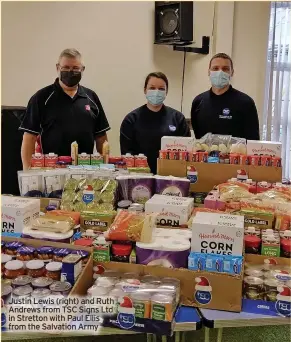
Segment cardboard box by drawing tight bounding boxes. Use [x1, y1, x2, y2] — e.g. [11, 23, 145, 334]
[95, 261, 243, 312]
[243, 254, 291, 317]
[191, 212, 244, 256]
[145, 195, 194, 228]
[1, 236, 93, 296]
[247, 140, 282, 157]
[1, 196, 40, 234]
[161, 137, 195, 152]
[157, 159, 282, 193]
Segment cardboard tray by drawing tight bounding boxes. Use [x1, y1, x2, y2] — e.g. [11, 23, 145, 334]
[1, 236, 93, 296]
[157, 159, 282, 193]
[96, 261, 243, 313]
[243, 254, 291, 317]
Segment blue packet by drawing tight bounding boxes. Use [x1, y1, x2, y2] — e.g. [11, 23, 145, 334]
[205, 254, 224, 272]
[188, 252, 206, 271]
[223, 256, 243, 275]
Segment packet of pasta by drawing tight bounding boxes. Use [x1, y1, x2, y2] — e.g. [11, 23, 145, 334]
[104, 210, 155, 243]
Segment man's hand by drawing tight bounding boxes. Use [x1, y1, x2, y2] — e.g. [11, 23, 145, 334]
[95, 133, 108, 154]
[21, 132, 37, 170]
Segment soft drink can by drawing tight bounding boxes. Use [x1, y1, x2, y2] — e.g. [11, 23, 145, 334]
[168, 151, 179, 160]
[179, 151, 188, 161]
[159, 150, 168, 160]
[198, 151, 208, 162]
[249, 155, 260, 166]
[240, 155, 249, 165]
[271, 157, 281, 167]
[260, 155, 271, 167]
[229, 153, 240, 165]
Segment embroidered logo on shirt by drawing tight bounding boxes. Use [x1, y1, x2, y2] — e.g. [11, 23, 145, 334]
[169, 125, 177, 132]
[219, 108, 232, 120]
[85, 105, 91, 111]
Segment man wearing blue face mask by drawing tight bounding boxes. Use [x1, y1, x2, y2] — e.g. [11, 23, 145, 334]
[191, 53, 260, 140]
[120, 72, 190, 173]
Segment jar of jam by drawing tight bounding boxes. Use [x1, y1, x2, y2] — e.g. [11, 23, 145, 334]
[4, 260, 25, 279]
[5, 242, 24, 257]
[37, 246, 54, 262]
[111, 244, 132, 263]
[12, 275, 33, 288]
[1, 241, 6, 253]
[70, 250, 89, 265]
[49, 281, 72, 297]
[26, 260, 45, 278]
[45, 262, 62, 281]
[244, 235, 261, 254]
[31, 277, 53, 289]
[53, 248, 70, 262]
[1, 254, 12, 273]
[16, 246, 36, 262]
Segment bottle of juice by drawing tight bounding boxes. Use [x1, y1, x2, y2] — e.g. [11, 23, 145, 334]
[102, 141, 110, 164]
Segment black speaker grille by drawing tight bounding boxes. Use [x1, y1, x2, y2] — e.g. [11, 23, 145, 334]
[159, 9, 179, 36]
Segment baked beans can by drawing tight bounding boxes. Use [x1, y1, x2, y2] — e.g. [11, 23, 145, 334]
[249, 155, 260, 166]
[179, 151, 188, 161]
[229, 153, 240, 165]
[239, 155, 249, 165]
[188, 152, 198, 162]
[159, 150, 168, 160]
[198, 151, 208, 163]
[260, 155, 271, 167]
[168, 151, 179, 160]
[271, 156, 281, 167]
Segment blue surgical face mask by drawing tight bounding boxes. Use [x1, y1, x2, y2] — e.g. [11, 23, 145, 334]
[146, 89, 166, 106]
[210, 70, 231, 89]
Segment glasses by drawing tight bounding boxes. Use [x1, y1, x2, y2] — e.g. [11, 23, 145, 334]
[58, 65, 84, 72]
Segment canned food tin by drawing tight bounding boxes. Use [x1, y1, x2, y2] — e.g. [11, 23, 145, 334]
[168, 151, 179, 160]
[179, 151, 188, 161]
[249, 155, 260, 166]
[159, 150, 168, 160]
[240, 155, 249, 165]
[229, 153, 240, 164]
[260, 155, 271, 167]
[271, 157, 282, 167]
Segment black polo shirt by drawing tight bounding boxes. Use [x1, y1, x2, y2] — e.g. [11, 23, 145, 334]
[19, 79, 110, 156]
[191, 86, 260, 140]
[120, 104, 190, 173]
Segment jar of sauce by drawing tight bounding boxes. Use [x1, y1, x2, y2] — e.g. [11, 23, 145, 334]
[111, 244, 132, 263]
[1, 254, 12, 273]
[4, 260, 25, 279]
[45, 262, 62, 281]
[53, 248, 70, 262]
[26, 260, 45, 278]
[5, 242, 24, 257]
[16, 246, 36, 262]
[37, 246, 54, 262]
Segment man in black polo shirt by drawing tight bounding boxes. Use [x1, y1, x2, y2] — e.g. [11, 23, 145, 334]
[191, 53, 260, 140]
[20, 48, 110, 170]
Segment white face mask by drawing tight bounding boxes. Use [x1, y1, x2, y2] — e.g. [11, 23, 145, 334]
[146, 90, 166, 106]
[210, 70, 230, 88]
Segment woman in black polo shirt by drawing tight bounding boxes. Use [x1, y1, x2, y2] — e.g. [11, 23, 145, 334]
[120, 72, 190, 174]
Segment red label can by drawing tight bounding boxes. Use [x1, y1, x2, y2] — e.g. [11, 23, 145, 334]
[271, 157, 282, 167]
[168, 151, 179, 160]
[229, 153, 240, 165]
[179, 151, 188, 161]
[260, 155, 271, 166]
[159, 150, 168, 160]
[198, 151, 208, 162]
[249, 155, 261, 166]
[239, 155, 249, 165]
[189, 152, 198, 162]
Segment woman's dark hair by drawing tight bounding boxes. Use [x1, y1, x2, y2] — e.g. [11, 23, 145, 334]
[144, 72, 169, 90]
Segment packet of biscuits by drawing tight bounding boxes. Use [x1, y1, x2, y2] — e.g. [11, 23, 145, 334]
[31, 216, 75, 233]
[104, 210, 155, 243]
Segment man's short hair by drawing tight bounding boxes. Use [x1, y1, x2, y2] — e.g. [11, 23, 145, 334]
[58, 48, 82, 61]
[209, 53, 233, 70]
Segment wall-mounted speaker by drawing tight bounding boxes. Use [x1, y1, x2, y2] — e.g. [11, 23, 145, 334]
[155, 1, 193, 45]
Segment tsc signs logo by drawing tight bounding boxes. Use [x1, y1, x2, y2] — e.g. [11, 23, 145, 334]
[275, 286, 291, 317]
[82, 185, 94, 204]
[117, 296, 135, 330]
[194, 277, 212, 305]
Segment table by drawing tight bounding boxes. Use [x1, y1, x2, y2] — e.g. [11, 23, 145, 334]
[200, 308, 291, 342]
[1, 306, 201, 341]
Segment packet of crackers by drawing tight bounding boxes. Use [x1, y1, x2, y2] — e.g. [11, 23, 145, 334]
[104, 210, 155, 243]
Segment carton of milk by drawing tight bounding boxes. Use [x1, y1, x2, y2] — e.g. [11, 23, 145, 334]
[161, 136, 195, 152]
[1, 196, 40, 234]
[191, 212, 244, 256]
[145, 194, 194, 227]
[247, 140, 282, 158]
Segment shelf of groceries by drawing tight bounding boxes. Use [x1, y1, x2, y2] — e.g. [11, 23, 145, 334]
[1, 133, 291, 337]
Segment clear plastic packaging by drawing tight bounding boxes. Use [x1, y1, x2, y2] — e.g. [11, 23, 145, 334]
[43, 170, 67, 198]
[18, 170, 44, 197]
[31, 216, 75, 233]
[229, 137, 247, 154]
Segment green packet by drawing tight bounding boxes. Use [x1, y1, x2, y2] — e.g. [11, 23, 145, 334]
[127, 167, 151, 173]
[80, 210, 116, 232]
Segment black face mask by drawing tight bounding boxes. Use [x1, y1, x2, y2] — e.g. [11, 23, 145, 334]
[60, 71, 82, 87]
